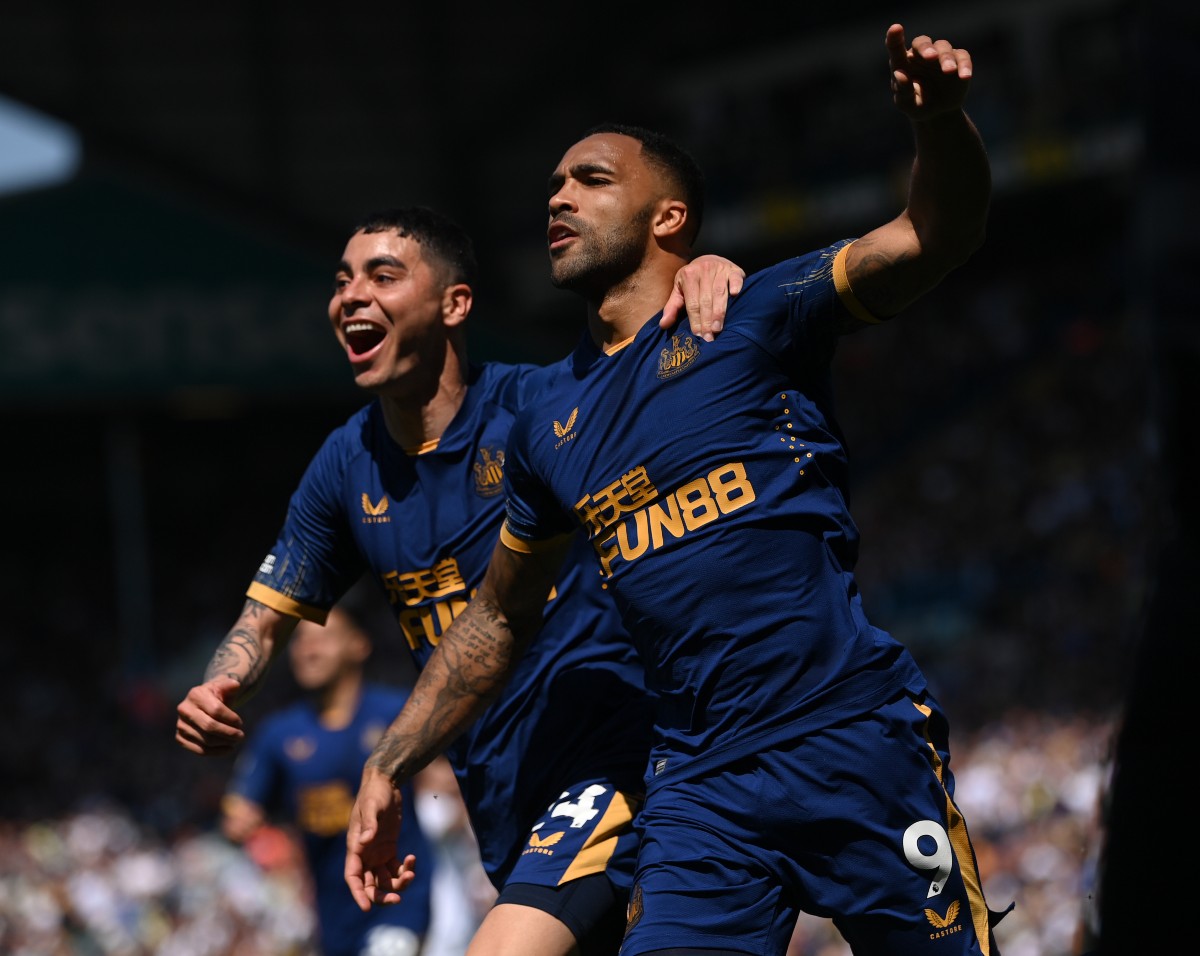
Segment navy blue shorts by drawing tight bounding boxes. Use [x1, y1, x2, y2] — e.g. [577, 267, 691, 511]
[503, 778, 641, 890]
[621, 692, 1007, 956]
[495, 778, 642, 953]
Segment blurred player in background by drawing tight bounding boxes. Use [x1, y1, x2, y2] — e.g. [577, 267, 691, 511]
[346, 22, 1010, 956]
[221, 600, 436, 956]
[411, 755, 498, 956]
[174, 207, 743, 956]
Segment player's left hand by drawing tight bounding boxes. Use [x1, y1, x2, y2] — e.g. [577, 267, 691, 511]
[886, 23, 972, 120]
[660, 254, 745, 341]
[345, 766, 419, 910]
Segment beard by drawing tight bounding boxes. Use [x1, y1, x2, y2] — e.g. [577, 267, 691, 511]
[550, 204, 653, 299]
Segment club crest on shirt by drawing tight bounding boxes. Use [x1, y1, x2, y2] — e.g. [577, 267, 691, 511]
[626, 883, 644, 932]
[473, 446, 506, 498]
[361, 493, 391, 523]
[657, 333, 701, 380]
[553, 407, 579, 449]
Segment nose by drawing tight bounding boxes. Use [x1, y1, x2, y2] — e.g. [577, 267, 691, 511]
[337, 274, 370, 311]
[548, 184, 576, 218]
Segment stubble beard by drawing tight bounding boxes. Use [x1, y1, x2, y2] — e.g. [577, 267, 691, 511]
[550, 206, 653, 300]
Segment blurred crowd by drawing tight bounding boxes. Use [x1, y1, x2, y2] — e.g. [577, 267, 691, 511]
[838, 224, 1151, 731]
[0, 710, 1115, 956]
[0, 739, 497, 956]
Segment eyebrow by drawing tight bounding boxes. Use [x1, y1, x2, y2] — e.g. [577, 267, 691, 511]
[547, 162, 613, 194]
[334, 255, 406, 275]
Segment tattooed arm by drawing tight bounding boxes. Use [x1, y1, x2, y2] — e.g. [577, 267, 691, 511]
[174, 599, 299, 756]
[345, 536, 567, 910]
[840, 23, 990, 327]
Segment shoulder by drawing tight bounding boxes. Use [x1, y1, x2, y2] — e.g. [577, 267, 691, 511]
[737, 241, 855, 302]
[517, 352, 580, 409]
[724, 241, 860, 345]
[471, 361, 559, 411]
[519, 346, 597, 439]
[299, 402, 389, 490]
[306, 401, 380, 463]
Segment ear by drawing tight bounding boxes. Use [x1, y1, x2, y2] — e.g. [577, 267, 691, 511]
[442, 283, 473, 328]
[652, 198, 689, 240]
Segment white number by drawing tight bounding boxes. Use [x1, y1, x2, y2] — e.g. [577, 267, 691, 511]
[903, 819, 953, 898]
[549, 784, 607, 829]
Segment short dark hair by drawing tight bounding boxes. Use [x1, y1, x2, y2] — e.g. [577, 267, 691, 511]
[582, 123, 705, 244]
[351, 206, 479, 288]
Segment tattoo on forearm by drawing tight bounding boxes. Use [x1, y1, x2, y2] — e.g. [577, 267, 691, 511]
[204, 630, 264, 683]
[243, 600, 266, 620]
[366, 597, 523, 783]
[203, 600, 269, 685]
[453, 598, 519, 672]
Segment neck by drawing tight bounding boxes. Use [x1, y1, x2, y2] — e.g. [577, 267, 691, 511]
[379, 347, 470, 449]
[314, 671, 363, 731]
[585, 254, 687, 351]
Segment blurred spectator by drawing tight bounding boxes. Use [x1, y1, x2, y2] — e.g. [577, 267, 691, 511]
[412, 757, 496, 956]
[220, 603, 436, 956]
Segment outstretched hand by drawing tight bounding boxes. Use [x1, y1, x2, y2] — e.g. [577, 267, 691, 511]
[886, 23, 972, 120]
[660, 254, 746, 342]
[345, 766, 419, 911]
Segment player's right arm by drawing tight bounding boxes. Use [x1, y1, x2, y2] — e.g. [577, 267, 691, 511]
[345, 534, 568, 910]
[174, 599, 299, 756]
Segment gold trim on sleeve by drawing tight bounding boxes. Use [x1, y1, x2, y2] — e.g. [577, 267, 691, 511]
[500, 523, 575, 554]
[246, 582, 327, 624]
[833, 242, 883, 324]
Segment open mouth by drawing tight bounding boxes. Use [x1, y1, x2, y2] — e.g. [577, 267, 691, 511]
[547, 220, 578, 251]
[344, 321, 386, 358]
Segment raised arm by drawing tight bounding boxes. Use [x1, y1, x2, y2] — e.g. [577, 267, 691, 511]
[174, 599, 298, 756]
[845, 23, 991, 321]
[344, 535, 568, 910]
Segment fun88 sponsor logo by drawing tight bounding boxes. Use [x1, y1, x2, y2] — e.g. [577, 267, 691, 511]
[574, 462, 756, 577]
